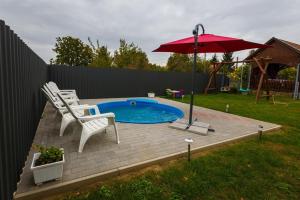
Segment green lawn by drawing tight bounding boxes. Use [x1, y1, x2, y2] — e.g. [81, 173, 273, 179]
[65, 94, 300, 200]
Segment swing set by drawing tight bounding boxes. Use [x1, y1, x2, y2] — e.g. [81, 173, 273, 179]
[239, 62, 252, 94]
[204, 57, 273, 103]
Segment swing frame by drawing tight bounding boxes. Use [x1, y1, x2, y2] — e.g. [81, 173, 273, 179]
[239, 61, 252, 94]
[204, 57, 272, 103]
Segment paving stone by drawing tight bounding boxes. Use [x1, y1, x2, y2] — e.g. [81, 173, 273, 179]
[15, 97, 280, 198]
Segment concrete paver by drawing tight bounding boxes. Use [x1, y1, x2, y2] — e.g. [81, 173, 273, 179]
[15, 97, 280, 199]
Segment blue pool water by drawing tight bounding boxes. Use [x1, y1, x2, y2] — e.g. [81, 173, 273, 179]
[97, 98, 184, 124]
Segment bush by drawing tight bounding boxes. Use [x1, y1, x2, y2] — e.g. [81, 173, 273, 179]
[277, 67, 297, 80]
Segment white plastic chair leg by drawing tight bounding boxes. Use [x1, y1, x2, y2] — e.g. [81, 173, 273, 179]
[78, 129, 89, 153]
[60, 117, 69, 136]
[113, 124, 120, 144]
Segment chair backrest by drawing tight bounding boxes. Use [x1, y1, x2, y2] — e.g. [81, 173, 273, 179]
[44, 84, 58, 100]
[41, 88, 59, 109]
[57, 93, 82, 125]
[47, 82, 60, 93]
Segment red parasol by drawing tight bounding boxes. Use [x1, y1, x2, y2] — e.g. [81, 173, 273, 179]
[154, 24, 270, 127]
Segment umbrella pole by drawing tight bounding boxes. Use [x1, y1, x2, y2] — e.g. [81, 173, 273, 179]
[188, 23, 205, 127]
[188, 41, 197, 126]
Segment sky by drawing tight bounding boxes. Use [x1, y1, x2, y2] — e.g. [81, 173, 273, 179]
[1, 0, 299, 65]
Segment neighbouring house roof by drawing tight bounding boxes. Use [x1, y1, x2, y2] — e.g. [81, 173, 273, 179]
[245, 37, 300, 60]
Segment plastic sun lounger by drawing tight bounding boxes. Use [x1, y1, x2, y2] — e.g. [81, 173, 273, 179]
[46, 81, 79, 101]
[41, 88, 89, 136]
[57, 93, 120, 153]
[44, 84, 79, 104]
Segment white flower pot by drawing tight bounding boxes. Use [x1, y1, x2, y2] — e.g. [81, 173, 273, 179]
[30, 148, 65, 185]
[148, 92, 155, 98]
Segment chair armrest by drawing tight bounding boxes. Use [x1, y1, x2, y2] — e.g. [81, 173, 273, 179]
[78, 112, 115, 120]
[54, 99, 78, 108]
[60, 89, 76, 93]
[60, 93, 79, 100]
[70, 105, 100, 114]
[58, 107, 68, 113]
[65, 98, 79, 104]
[70, 105, 97, 110]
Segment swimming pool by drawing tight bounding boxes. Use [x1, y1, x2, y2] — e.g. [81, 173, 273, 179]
[96, 98, 184, 124]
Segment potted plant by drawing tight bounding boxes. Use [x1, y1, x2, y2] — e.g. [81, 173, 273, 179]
[30, 145, 65, 185]
[147, 91, 155, 98]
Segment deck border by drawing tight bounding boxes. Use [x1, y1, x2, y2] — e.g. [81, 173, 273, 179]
[14, 125, 281, 200]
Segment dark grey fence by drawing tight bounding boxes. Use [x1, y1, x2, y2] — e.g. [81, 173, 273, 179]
[49, 65, 225, 99]
[0, 20, 48, 200]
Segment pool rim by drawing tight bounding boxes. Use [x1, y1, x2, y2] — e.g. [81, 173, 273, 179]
[96, 98, 184, 124]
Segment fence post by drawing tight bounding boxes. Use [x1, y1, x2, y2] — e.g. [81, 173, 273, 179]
[294, 64, 300, 100]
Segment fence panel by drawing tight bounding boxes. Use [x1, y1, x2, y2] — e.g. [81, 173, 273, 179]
[49, 65, 225, 99]
[0, 20, 48, 200]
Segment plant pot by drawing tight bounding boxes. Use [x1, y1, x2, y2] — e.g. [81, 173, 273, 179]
[30, 148, 65, 185]
[148, 92, 155, 98]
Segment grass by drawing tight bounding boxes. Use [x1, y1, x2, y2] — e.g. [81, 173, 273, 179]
[64, 93, 300, 200]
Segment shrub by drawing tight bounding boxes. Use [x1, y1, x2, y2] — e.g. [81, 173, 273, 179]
[277, 67, 297, 80]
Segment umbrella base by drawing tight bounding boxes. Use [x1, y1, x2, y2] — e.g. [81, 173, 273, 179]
[169, 119, 212, 135]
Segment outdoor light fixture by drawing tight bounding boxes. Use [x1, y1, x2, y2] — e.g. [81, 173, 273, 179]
[258, 125, 263, 140]
[226, 104, 230, 112]
[184, 138, 194, 162]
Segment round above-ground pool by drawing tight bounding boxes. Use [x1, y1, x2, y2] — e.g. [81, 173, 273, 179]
[96, 98, 184, 124]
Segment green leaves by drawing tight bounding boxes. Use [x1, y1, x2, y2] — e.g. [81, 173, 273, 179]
[221, 52, 234, 74]
[166, 53, 211, 73]
[51, 37, 164, 70]
[52, 36, 93, 66]
[277, 67, 297, 80]
[114, 39, 149, 69]
[166, 53, 191, 72]
[88, 38, 113, 67]
[34, 145, 63, 166]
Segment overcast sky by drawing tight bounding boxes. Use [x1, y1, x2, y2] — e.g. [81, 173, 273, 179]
[1, 0, 299, 65]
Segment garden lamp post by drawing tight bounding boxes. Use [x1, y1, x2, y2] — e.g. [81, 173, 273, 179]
[185, 138, 194, 161]
[258, 125, 263, 140]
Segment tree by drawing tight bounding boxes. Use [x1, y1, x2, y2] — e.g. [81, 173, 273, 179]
[166, 53, 191, 72]
[113, 39, 149, 69]
[196, 57, 211, 74]
[229, 63, 251, 89]
[88, 38, 113, 67]
[210, 53, 218, 63]
[51, 36, 93, 66]
[221, 52, 234, 74]
[228, 50, 256, 89]
[248, 49, 256, 57]
[148, 63, 167, 72]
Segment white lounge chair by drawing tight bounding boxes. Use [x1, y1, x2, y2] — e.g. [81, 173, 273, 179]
[57, 93, 120, 153]
[46, 82, 78, 100]
[44, 83, 78, 102]
[41, 88, 85, 136]
[41, 88, 78, 114]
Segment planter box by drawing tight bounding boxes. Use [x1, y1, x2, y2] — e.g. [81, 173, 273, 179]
[30, 149, 65, 185]
[148, 92, 155, 98]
